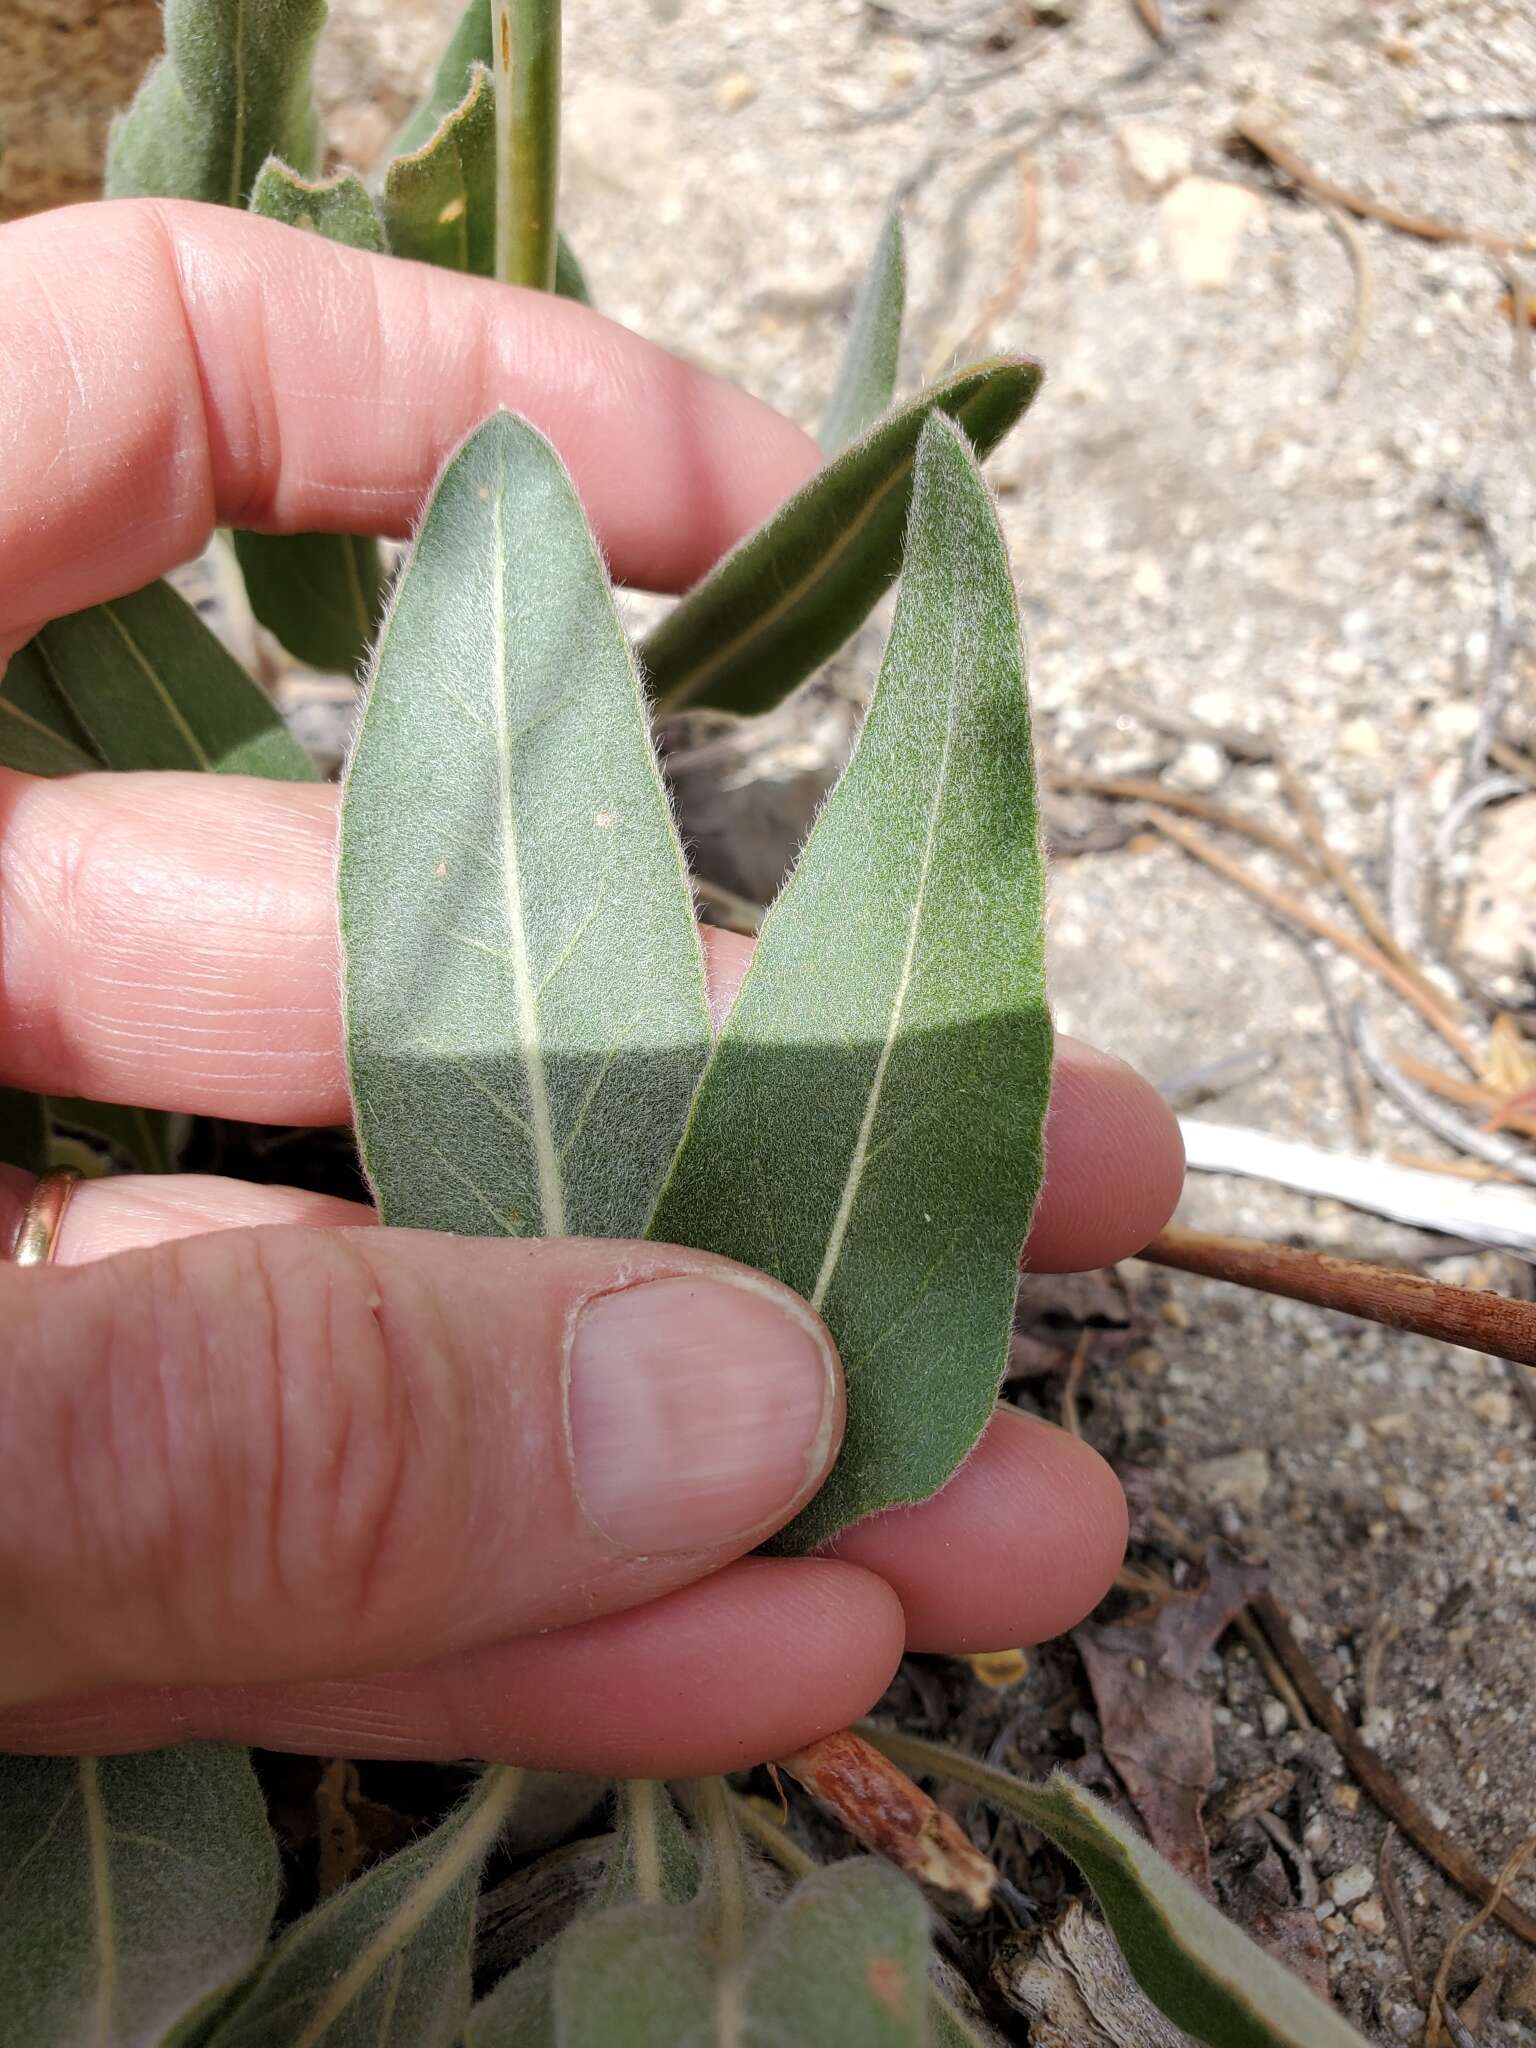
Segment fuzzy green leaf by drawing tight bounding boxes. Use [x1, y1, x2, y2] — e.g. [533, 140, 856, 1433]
[392, 0, 493, 156]
[32, 582, 318, 780]
[820, 212, 906, 456]
[0, 1089, 48, 1174]
[601, 1782, 700, 1908]
[384, 65, 589, 300]
[106, 0, 326, 209]
[384, 65, 497, 278]
[642, 356, 1042, 716]
[650, 414, 1050, 1550]
[464, 1950, 557, 2047]
[239, 159, 390, 673]
[0, 641, 100, 776]
[0, 1747, 279, 2048]
[249, 158, 387, 250]
[552, 1861, 929, 2047]
[862, 1728, 1372, 2048]
[340, 411, 712, 1238]
[203, 1767, 520, 2048]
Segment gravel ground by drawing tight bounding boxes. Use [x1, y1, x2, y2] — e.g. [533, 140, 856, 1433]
[312, 1, 1536, 2033]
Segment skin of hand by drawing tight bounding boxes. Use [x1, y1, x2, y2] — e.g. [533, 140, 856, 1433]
[0, 199, 1185, 1775]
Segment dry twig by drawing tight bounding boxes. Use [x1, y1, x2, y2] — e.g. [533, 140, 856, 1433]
[1234, 117, 1536, 257]
[1390, 1045, 1536, 1143]
[1355, 1011, 1536, 1187]
[1142, 805, 1477, 1066]
[1320, 202, 1374, 394]
[1250, 1593, 1536, 1949]
[1140, 1223, 1536, 1366]
[1048, 770, 1326, 878]
[1061, 1327, 1089, 1438]
[1381, 1825, 1430, 2007]
[1427, 1833, 1536, 2045]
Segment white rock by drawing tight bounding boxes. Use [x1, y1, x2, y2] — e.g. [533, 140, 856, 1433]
[713, 70, 760, 114]
[1328, 1863, 1375, 1909]
[1116, 120, 1193, 197]
[1161, 177, 1268, 289]
[1261, 1698, 1290, 1739]
[1188, 1447, 1270, 1512]
[1167, 741, 1227, 794]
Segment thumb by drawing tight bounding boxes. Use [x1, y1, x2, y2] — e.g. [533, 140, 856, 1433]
[0, 1226, 841, 1706]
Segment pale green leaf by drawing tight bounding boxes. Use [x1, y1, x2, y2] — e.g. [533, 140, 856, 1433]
[106, 0, 326, 209]
[34, 582, 318, 780]
[601, 1782, 700, 1908]
[204, 1767, 520, 2048]
[383, 65, 497, 279]
[552, 1861, 929, 2047]
[464, 1949, 556, 2047]
[392, 0, 492, 156]
[0, 640, 100, 777]
[0, 1746, 279, 2048]
[862, 1727, 1372, 2048]
[340, 411, 712, 1238]
[48, 1099, 177, 1176]
[642, 356, 1042, 716]
[650, 413, 1051, 1550]
[239, 159, 390, 673]
[248, 158, 386, 250]
[819, 212, 906, 456]
[0, 1089, 48, 1174]
[554, 1908, 713, 2048]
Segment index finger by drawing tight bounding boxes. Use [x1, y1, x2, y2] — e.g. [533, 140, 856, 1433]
[0, 199, 819, 658]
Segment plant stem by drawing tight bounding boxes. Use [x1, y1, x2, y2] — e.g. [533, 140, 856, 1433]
[493, 0, 561, 289]
[622, 1780, 664, 1905]
[1140, 1224, 1536, 1366]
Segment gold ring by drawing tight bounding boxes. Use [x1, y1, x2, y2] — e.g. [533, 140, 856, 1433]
[10, 1167, 82, 1267]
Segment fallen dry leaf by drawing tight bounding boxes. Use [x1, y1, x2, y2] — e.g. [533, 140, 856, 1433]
[1074, 1548, 1268, 1891]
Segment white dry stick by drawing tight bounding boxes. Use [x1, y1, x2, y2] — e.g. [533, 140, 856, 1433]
[1179, 1118, 1536, 1256]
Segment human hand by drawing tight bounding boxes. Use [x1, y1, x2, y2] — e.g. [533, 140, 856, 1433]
[0, 200, 1184, 1774]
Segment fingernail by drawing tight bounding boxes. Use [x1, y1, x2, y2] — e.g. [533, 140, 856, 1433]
[567, 1273, 840, 1553]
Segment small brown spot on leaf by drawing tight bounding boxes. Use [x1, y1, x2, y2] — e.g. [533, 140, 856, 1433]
[437, 195, 467, 226]
[866, 1956, 907, 2018]
[434, 861, 447, 880]
[499, 12, 512, 65]
[594, 809, 613, 828]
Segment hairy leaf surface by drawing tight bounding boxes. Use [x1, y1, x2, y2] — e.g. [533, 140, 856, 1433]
[385, 65, 589, 299]
[650, 414, 1051, 1550]
[106, 0, 325, 209]
[602, 1782, 700, 1907]
[642, 357, 1042, 716]
[819, 212, 906, 455]
[384, 66, 496, 278]
[552, 1861, 928, 2046]
[33, 583, 317, 780]
[203, 1768, 519, 2048]
[0, 641, 99, 776]
[341, 412, 711, 1237]
[863, 1730, 1372, 2048]
[249, 158, 386, 248]
[0, 1748, 278, 2048]
[238, 160, 389, 672]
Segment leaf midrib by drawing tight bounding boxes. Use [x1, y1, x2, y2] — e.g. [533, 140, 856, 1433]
[811, 608, 959, 1314]
[95, 604, 214, 770]
[490, 489, 566, 1236]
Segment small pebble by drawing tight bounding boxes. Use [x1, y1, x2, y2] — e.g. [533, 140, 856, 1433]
[713, 70, 759, 112]
[1328, 1863, 1375, 1909]
[1471, 1390, 1514, 1427]
[1261, 1698, 1289, 1739]
[1351, 1897, 1387, 1938]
